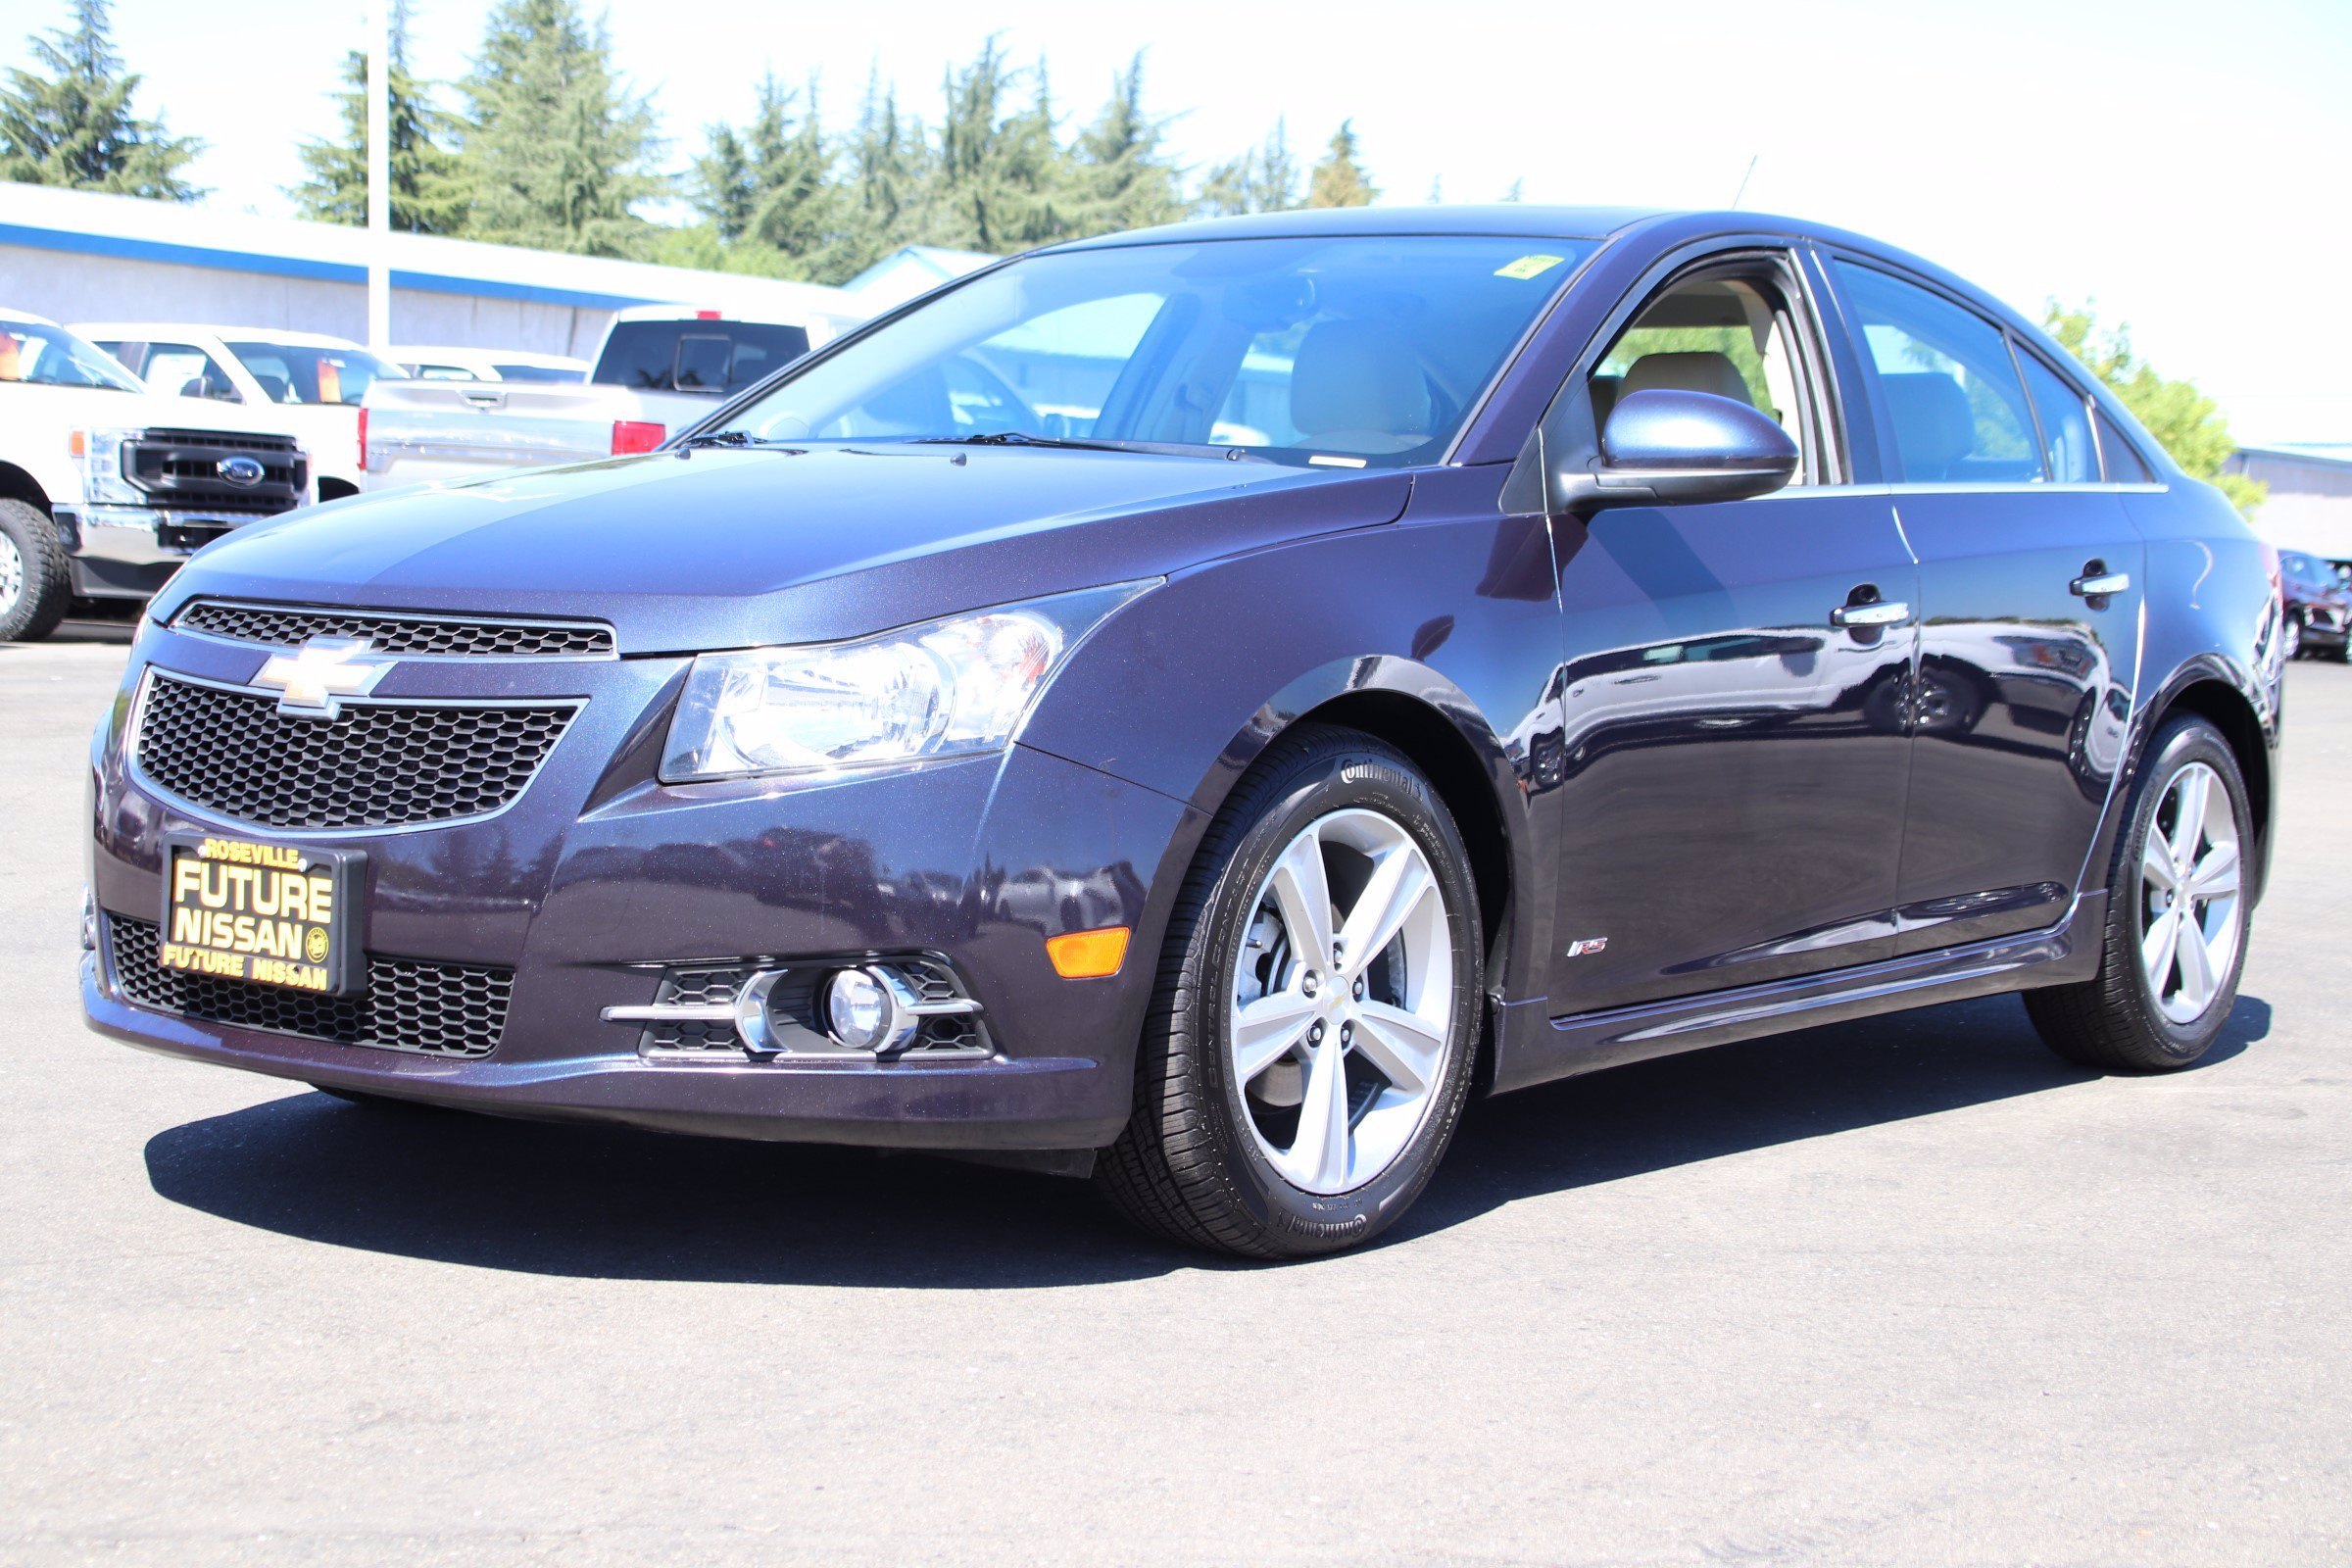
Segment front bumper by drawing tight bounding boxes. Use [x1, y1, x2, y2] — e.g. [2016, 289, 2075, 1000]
[56, 508, 279, 600]
[84, 630, 1200, 1151]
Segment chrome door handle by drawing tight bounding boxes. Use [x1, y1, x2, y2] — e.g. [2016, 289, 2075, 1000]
[1831, 600, 1911, 628]
[2072, 571, 2131, 597]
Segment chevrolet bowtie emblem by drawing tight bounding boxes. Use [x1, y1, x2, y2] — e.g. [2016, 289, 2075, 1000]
[253, 636, 394, 716]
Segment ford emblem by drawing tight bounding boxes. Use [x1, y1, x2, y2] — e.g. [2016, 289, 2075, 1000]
[218, 455, 267, 487]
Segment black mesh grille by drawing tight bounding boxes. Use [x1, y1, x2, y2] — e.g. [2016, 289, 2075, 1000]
[136, 673, 573, 830]
[635, 961, 988, 1058]
[174, 600, 614, 657]
[108, 914, 510, 1059]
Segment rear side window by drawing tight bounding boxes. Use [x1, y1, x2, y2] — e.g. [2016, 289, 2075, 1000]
[1837, 262, 2041, 483]
[595, 320, 810, 393]
[2015, 349, 2099, 483]
[116, 339, 242, 402]
[2093, 410, 2156, 482]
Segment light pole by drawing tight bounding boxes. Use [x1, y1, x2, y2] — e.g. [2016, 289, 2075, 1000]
[366, 0, 391, 350]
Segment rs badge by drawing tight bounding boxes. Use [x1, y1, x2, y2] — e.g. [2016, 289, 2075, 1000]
[1565, 937, 1609, 957]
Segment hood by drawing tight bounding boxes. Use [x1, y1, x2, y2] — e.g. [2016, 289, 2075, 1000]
[79, 385, 317, 446]
[160, 445, 1411, 653]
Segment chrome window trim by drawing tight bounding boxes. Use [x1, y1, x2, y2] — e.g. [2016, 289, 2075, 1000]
[125, 665, 584, 841]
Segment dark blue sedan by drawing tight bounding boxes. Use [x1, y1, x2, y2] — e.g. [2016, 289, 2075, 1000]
[82, 207, 2283, 1256]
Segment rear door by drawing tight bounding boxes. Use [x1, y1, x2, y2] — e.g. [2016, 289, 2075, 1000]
[1823, 258, 2145, 953]
[1544, 249, 1920, 1012]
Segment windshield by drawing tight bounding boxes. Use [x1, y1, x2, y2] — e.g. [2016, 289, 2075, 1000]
[493, 362, 585, 383]
[0, 318, 143, 391]
[713, 235, 1592, 466]
[224, 341, 401, 406]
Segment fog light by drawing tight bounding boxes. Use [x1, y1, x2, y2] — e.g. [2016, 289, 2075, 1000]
[824, 966, 921, 1054]
[80, 886, 97, 952]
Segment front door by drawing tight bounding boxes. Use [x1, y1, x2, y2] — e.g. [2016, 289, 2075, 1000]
[1827, 260, 2145, 954]
[1544, 257, 1918, 1013]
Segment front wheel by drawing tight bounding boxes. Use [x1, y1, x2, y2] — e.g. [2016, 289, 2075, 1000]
[1097, 725, 1485, 1258]
[2281, 613, 2304, 661]
[0, 499, 71, 644]
[2026, 715, 2253, 1072]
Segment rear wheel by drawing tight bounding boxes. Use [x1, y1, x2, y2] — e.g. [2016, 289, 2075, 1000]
[0, 499, 71, 644]
[1097, 725, 1484, 1258]
[2026, 715, 2252, 1072]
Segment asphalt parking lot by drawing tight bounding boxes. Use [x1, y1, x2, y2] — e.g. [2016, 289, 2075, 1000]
[2, 627, 2346, 1567]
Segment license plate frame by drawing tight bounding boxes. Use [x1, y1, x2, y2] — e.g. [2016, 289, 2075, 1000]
[158, 831, 366, 996]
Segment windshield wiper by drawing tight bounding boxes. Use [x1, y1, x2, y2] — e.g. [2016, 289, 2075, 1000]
[910, 430, 1269, 462]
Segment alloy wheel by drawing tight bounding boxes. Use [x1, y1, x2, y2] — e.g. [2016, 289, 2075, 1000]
[2139, 760, 2241, 1025]
[1229, 808, 1455, 1195]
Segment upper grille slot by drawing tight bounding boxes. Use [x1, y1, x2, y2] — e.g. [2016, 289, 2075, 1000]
[174, 600, 615, 658]
[108, 913, 509, 1059]
[135, 672, 574, 830]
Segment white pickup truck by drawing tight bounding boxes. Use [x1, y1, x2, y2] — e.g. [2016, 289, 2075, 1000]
[74, 323, 400, 501]
[358, 303, 858, 489]
[0, 311, 314, 642]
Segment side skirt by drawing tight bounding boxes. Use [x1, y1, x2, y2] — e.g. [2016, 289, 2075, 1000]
[1487, 892, 2105, 1095]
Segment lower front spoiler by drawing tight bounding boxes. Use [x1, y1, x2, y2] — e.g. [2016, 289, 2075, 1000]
[82, 962, 1131, 1152]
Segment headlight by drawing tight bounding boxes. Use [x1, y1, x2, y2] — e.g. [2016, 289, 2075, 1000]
[660, 580, 1155, 782]
[71, 427, 145, 507]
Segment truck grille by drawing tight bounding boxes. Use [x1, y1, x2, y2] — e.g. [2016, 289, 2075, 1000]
[123, 428, 307, 515]
[135, 672, 574, 830]
[107, 914, 510, 1059]
[634, 962, 989, 1059]
[173, 600, 615, 657]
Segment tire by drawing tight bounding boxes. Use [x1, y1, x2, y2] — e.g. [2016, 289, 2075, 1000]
[2025, 714, 2253, 1072]
[0, 498, 71, 644]
[1097, 724, 1485, 1258]
[2281, 613, 2303, 661]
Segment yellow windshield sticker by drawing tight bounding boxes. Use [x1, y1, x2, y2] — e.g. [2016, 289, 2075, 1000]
[1494, 254, 1567, 280]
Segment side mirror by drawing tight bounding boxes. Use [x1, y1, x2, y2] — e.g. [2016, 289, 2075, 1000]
[1562, 388, 1799, 509]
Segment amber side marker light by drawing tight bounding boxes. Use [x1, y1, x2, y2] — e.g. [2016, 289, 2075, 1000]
[1047, 927, 1130, 979]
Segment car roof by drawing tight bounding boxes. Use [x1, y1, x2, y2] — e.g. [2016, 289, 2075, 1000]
[0, 307, 64, 326]
[390, 345, 588, 364]
[71, 322, 371, 350]
[1046, 204, 1676, 249]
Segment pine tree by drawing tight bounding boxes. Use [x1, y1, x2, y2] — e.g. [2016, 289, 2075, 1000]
[0, 0, 201, 199]
[813, 74, 936, 282]
[1305, 120, 1376, 209]
[927, 40, 1078, 254]
[288, 0, 467, 234]
[1197, 120, 1298, 217]
[1071, 55, 1183, 232]
[457, 0, 664, 258]
[745, 74, 835, 267]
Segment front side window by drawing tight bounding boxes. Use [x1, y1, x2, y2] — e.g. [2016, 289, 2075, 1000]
[226, 342, 401, 406]
[138, 341, 242, 402]
[1590, 270, 1822, 484]
[716, 235, 1595, 467]
[1837, 263, 2040, 483]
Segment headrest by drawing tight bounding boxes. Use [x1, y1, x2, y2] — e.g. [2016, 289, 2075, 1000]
[1881, 372, 1975, 471]
[1290, 319, 1432, 446]
[1620, 351, 1752, 406]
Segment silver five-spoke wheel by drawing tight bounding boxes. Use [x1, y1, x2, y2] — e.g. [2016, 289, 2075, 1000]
[1230, 808, 1454, 1195]
[2140, 760, 2241, 1025]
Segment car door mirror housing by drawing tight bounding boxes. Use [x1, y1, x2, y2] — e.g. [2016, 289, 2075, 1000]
[1559, 388, 1800, 510]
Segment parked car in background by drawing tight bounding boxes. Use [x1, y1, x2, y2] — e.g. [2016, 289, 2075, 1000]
[82, 208, 2279, 1256]
[75, 323, 395, 501]
[359, 303, 854, 489]
[388, 346, 590, 384]
[0, 311, 311, 642]
[2279, 549, 2350, 661]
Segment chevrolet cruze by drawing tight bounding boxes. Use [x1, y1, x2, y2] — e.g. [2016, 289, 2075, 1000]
[81, 207, 2282, 1256]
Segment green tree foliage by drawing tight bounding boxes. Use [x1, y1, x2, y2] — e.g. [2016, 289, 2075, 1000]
[1305, 120, 1376, 209]
[1198, 120, 1299, 217]
[1071, 55, 1185, 232]
[0, 0, 200, 199]
[926, 40, 1076, 254]
[457, 0, 664, 258]
[288, 0, 467, 234]
[2046, 303, 2266, 516]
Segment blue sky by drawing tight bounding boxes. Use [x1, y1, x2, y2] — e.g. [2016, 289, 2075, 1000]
[35, 0, 2352, 443]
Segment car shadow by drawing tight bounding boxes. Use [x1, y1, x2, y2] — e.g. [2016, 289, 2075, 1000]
[0, 617, 135, 649]
[143, 992, 2271, 1286]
